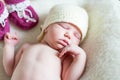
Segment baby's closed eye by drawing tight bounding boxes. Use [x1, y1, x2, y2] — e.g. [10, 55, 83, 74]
[57, 23, 70, 30]
[74, 32, 81, 40]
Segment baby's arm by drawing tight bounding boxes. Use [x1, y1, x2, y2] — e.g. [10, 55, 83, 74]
[14, 43, 30, 68]
[3, 33, 19, 76]
[59, 45, 86, 80]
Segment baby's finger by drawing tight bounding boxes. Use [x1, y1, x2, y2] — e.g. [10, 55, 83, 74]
[59, 47, 68, 57]
[71, 53, 79, 58]
[13, 34, 18, 39]
[5, 33, 11, 39]
[12, 37, 18, 40]
[58, 48, 67, 58]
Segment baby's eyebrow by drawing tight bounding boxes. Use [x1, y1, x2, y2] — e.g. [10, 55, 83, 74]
[58, 23, 71, 28]
[56, 23, 63, 27]
[57, 23, 62, 26]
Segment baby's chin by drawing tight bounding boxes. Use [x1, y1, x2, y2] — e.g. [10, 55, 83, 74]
[53, 44, 65, 51]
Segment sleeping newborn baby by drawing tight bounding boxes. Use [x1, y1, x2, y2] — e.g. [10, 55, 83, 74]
[3, 4, 88, 80]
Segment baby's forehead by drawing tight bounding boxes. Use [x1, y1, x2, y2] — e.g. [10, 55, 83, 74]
[55, 22, 82, 34]
[57, 22, 72, 27]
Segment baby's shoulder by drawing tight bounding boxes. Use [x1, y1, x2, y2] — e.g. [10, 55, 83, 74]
[21, 43, 31, 49]
[28, 43, 49, 49]
[33, 43, 57, 52]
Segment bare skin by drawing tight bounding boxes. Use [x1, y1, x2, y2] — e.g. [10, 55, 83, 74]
[11, 44, 61, 80]
[3, 33, 61, 80]
[3, 22, 86, 80]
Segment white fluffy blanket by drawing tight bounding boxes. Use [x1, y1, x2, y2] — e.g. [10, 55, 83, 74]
[0, 0, 120, 80]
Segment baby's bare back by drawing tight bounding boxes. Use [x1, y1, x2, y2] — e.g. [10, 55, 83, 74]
[11, 44, 61, 80]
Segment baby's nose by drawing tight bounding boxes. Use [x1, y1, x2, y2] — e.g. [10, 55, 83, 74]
[64, 32, 70, 39]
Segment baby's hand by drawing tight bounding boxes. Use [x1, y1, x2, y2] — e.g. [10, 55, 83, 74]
[4, 32, 19, 46]
[58, 45, 81, 58]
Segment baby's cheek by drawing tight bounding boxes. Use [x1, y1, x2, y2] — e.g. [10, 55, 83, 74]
[71, 39, 79, 45]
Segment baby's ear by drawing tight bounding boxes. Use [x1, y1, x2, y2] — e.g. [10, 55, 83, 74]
[44, 29, 48, 33]
[44, 25, 50, 33]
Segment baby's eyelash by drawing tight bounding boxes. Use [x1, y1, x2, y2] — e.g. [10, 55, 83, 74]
[74, 32, 80, 39]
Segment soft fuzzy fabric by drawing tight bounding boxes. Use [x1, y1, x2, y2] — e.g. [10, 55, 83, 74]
[0, 0, 120, 80]
[80, 0, 120, 80]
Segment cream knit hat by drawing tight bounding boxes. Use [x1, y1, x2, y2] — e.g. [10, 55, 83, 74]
[37, 4, 88, 42]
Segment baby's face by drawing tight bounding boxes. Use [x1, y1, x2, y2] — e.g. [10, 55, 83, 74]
[42, 22, 82, 50]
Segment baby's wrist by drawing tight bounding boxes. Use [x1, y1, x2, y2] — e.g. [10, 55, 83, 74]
[4, 43, 15, 47]
[74, 51, 86, 60]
